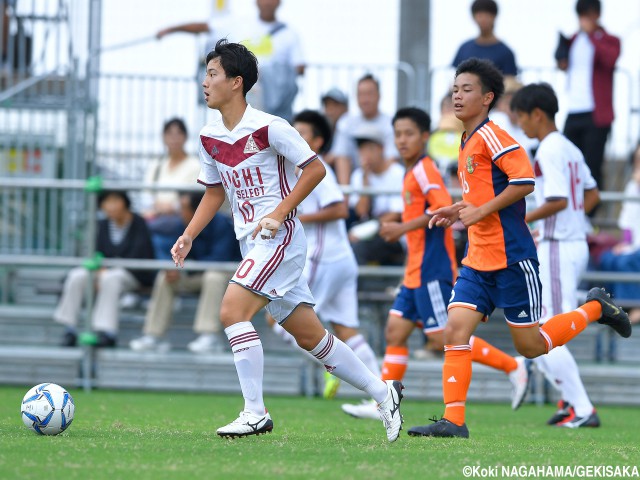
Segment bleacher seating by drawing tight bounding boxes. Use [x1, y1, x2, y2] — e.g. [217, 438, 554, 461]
[0, 265, 639, 405]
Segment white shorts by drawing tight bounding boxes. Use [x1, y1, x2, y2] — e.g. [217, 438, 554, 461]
[231, 218, 315, 323]
[538, 239, 589, 323]
[304, 253, 359, 328]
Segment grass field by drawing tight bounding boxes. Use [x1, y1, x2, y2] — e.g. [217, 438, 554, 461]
[1, 386, 638, 480]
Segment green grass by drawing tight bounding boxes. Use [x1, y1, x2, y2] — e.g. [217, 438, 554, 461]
[1, 386, 638, 480]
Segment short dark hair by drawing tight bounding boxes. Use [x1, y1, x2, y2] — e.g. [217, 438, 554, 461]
[455, 57, 504, 111]
[181, 191, 204, 213]
[293, 110, 333, 154]
[471, 0, 498, 16]
[576, 0, 600, 16]
[510, 83, 559, 120]
[392, 107, 432, 133]
[163, 117, 187, 136]
[205, 39, 258, 97]
[97, 190, 131, 210]
[357, 73, 380, 92]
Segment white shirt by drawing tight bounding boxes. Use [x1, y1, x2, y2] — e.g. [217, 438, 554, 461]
[567, 32, 595, 113]
[533, 131, 597, 241]
[141, 155, 201, 213]
[618, 180, 640, 250]
[198, 105, 316, 240]
[299, 158, 353, 263]
[349, 161, 405, 218]
[330, 112, 398, 168]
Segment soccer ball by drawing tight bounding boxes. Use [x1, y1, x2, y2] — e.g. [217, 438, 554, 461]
[21, 383, 75, 435]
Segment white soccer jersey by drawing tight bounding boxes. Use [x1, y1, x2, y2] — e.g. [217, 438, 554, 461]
[299, 158, 353, 264]
[198, 105, 317, 239]
[533, 131, 597, 241]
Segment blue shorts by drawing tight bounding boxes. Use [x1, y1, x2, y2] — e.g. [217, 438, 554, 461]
[389, 280, 451, 334]
[449, 260, 542, 326]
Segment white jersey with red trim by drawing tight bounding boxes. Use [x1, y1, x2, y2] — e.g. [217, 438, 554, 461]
[532, 131, 597, 241]
[298, 157, 353, 264]
[198, 105, 317, 240]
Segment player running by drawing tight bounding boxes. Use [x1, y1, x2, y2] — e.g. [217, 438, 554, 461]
[512, 83, 602, 427]
[407, 58, 631, 439]
[266, 109, 381, 398]
[171, 39, 403, 442]
[341, 107, 529, 420]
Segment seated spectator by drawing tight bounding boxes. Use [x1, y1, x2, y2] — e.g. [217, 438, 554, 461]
[320, 87, 349, 167]
[452, 0, 518, 77]
[330, 74, 397, 185]
[491, 77, 538, 159]
[427, 91, 464, 188]
[54, 191, 156, 348]
[321, 87, 349, 135]
[597, 144, 640, 324]
[141, 118, 200, 259]
[348, 124, 404, 265]
[130, 191, 241, 353]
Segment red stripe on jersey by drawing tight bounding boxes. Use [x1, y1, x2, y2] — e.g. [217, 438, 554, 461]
[250, 219, 294, 291]
[200, 125, 270, 168]
[197, 179, 222, 187]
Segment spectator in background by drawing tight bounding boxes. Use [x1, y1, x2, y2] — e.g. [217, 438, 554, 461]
[320, 88, 349, 169]
[348, 124, 404, 266]
[130, 191, 241, 354]
[491, 77, 538, 159]
[452, 0, 518, 77]
[141, 118, 200, 260]
[597, 144, 640, 325]
[330, 74, 397, 185]
[555, 0, 620, 189]
[157, 0, 304, 121]
[427, 91, 464, 188]
[54, 191, 156, 348]
[321, 87, 349, 134]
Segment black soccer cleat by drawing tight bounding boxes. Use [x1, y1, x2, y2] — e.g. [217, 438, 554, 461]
[547, 400, 573, 425]
[587, 287, 632, 338]
[407, 417, 469, 438]
[557, 409, 601, 428]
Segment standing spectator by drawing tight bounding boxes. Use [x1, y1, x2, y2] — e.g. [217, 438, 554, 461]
[157, 0, 304, 121]
[130, 192, 240, 354]
[452, 0, 518, 77]
[330, 74, 397, 185]
[348, 124, 404, 266]
[54, 191, 156, 348]
[141, 118, 200, 260]
[555, 0, 620, 189]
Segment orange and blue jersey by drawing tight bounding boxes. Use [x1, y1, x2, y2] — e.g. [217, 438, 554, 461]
[402, 155, 457, 288]
[457, 119, 537, 271]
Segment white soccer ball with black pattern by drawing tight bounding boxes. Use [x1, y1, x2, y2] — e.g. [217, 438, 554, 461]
[21, 383, 75, 435]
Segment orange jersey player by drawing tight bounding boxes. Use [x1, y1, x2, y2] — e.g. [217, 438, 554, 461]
[407, 58, 631, 439]
[341, 107, 530, 421]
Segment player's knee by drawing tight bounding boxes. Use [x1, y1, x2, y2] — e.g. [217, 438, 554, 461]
[515, 343, 545, 359]
[218, 303, 237, 328]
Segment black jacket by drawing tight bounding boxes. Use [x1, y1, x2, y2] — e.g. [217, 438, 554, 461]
[96, 214, 156, 286]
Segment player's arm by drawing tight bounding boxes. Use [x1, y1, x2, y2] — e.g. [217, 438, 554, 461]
[380, 214, 430, 243]
[584, 187, 600, 214]
[298, 201, 348, 224]
[157, 22, 209, 39]
[458, 184, 534, 227]
[252, 159, 326, 238]
[172, 185, 225, 267]
[525, 197, 568, 223]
